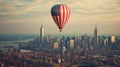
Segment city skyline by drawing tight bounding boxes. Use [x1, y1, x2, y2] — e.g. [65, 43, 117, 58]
[0, 0, 120, 35]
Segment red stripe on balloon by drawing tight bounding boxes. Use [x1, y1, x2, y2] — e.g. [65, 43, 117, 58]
[52, 16, 59, 28]
[66, 5, 68, 23]
[62, 5, 67, 28]
[61, 5, 65, 28]
[61, 5, 64, 27]
[66, 5, 70, 25]
[61, 5, 63, 25]
[57, 16, 60, 27]
[58, 5, 62, 29]
[52, 16, 57, 25]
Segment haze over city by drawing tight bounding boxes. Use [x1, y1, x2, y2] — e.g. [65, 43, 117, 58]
[0, 0, 120, 35]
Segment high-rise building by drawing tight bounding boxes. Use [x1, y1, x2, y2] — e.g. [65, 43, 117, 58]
[94, 25, 98, 49]
[108, 35, 116, 49]
[62, 46, 66, 54]
[111, 35, 116, 43]
[40, 24, 44, 44]
[103, 38, 108, 46]
[54, 42, 59, 49]
[70, 39, 74, 49]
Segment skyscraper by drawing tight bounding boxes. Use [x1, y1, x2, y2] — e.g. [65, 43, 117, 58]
[40, 24, 44, 44]
[54, 42, 59, 49]
[70, 39, 74, 49]
[111, 35, 116, 43]
[94, 25, 98, 49]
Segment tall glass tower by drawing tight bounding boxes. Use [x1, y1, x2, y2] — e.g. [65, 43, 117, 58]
[94, 25, 98, 49]
[40, 24, 44, 44]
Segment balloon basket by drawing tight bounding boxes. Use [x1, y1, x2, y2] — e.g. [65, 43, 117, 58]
[59, 29, 62, 32]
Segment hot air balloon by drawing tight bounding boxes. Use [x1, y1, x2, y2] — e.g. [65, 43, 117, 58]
[51, 4, 70, 32]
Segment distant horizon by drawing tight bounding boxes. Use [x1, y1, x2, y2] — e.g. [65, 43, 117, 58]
[0, 33, 119, 36]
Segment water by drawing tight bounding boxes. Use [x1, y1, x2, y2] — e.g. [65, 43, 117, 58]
[0, 41, 19, 48]
[0, 39, 34, 49]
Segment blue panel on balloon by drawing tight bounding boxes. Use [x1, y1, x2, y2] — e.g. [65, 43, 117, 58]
[51, 4, 60, 16]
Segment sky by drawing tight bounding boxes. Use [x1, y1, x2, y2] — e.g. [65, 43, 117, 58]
[0, 0, 120, 35]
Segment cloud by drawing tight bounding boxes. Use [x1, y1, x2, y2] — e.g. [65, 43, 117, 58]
[0, 0, 44, 16]
[0, 0, 120, 22]
[68, 0, 120, 23]
[0, 0, 119, 16]
[71, 0, 120, 14]
[0, 0, 120, 34]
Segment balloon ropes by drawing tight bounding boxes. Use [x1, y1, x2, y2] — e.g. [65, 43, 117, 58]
[51, 4, 70, 32]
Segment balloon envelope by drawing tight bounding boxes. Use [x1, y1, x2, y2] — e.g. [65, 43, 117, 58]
[51, 4, 70, 32]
